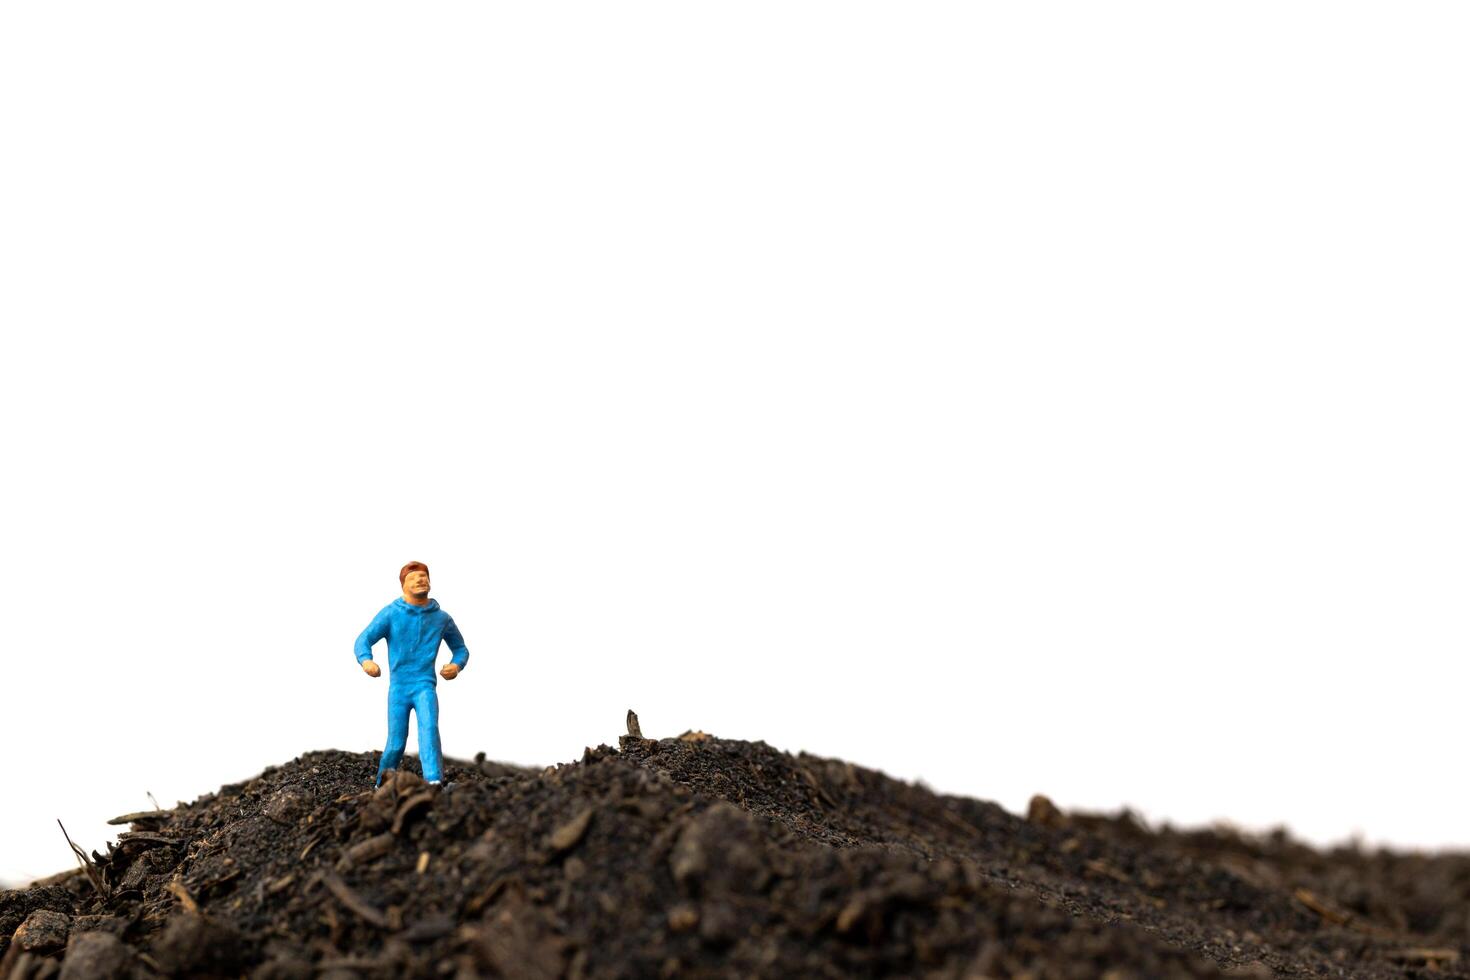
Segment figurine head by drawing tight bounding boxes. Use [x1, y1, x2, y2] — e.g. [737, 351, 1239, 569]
[399, 561, 431, 602]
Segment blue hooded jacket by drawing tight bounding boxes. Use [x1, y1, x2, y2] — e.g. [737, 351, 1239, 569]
[355, 598, 469, 686]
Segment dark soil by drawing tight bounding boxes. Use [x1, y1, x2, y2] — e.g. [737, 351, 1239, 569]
[3, 719, 1467, 979]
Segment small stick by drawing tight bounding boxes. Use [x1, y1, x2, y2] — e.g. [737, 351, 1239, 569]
[107, 812, 172, 827]
[1294, 888, 1349, 925]
[318, 872, 389, 929]
[57, 820, 108, 899]
[167, 879, 200, 914]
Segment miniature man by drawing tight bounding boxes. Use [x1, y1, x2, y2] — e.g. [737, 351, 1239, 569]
[355, 561, 469, 786]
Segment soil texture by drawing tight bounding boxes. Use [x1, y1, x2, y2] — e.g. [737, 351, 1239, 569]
[3, 720, 1467, 979]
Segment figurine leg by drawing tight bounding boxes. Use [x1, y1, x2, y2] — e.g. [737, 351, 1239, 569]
[414, 686, 443, 783]
[376, 685, 413, 786]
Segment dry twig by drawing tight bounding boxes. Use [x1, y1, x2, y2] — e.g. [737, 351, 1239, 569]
[57, 819, 109, 899]
[317, 872, 389, 928]
[166, 878, 200, 914]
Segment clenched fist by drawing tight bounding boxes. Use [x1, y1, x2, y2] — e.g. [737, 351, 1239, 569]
[440, 664, 460, 680]
[362, 661, 381, 677]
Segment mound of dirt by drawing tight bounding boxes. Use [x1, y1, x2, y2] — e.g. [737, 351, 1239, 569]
[3, 718, 1467, 979]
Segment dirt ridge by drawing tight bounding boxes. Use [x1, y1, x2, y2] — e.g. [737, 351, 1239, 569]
[2, 725, 1466, 978]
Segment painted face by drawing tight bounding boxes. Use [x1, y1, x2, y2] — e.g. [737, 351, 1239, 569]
[403, 569, 430, 598]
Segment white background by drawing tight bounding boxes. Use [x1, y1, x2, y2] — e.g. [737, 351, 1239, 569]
[2, 3, 1467, 885]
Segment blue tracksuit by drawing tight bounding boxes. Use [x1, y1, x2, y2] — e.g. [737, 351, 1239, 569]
[355, 597, 469, 784]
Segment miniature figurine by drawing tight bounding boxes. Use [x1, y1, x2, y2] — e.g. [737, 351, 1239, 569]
[355, 561, 469, 786]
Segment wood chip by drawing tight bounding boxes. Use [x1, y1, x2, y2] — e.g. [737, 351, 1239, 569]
[626, 709, 643, 738]
[341, 833, 395, 867]
[402, 913, 454, 942]
[107, 811, 172, 826]
[1293, 888, 1350, 925]
[1026, 794, 1066, 827]
[167, 878, 200, 914]
[465, 877, 509, 916]
[836, 894, 868, 933]
[934, 806, 986, 840]
[1386, 948, 1459, 965]
[416, 851, 430, 875]
[117, 832, 179, 847]
[318, 872, 388, 929]
[548, 808, 594, 853]
[392, 791, 437, 835]
[1085, 859, 1131, 884]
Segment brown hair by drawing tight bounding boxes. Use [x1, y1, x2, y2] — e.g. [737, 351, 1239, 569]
[399, 561, 430, 586]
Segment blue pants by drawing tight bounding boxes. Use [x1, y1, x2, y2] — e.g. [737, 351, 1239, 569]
[376, 683, 442, 784]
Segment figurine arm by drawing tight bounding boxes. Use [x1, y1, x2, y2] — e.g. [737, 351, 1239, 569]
[355, 607, 390, 665]
[443, 616, 470, 670]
